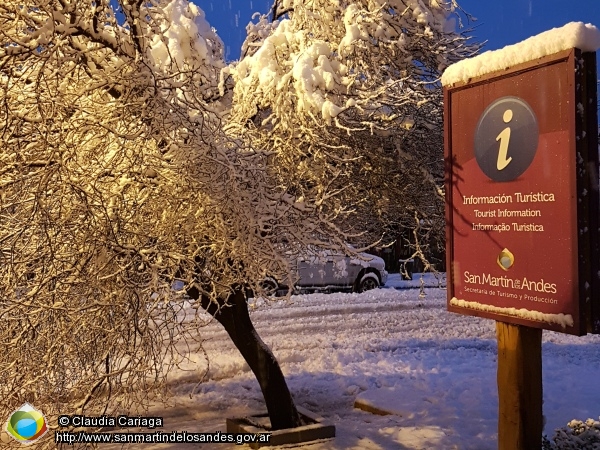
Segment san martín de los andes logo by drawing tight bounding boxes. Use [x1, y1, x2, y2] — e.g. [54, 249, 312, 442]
[5, 403, 48, 444]
[474, 96, 539, 182]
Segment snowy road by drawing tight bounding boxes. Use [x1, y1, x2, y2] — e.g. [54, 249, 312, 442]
[106, 274, 600, 449]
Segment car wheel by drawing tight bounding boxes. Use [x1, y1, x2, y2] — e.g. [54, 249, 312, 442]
[358, 273, 380, 293]
[259, 278, 279, 297]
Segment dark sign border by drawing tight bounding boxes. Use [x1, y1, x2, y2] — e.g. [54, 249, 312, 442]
[444, 49, 599, 335]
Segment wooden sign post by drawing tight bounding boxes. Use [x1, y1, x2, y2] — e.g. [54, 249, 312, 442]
[443, 26, 599, 450]
[496, 322, 542, 450]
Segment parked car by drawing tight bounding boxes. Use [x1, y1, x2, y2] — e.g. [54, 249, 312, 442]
[260, 248, 388, 296]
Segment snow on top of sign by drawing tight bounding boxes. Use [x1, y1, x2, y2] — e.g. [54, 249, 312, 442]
[442, 22, 600, 86]
[450, 297, 574, 329]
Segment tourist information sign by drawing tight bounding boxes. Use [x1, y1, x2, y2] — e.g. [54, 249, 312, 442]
[444, 48, 599, 336]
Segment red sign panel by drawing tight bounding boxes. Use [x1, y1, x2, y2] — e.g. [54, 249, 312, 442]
[444, 49, 599, 335]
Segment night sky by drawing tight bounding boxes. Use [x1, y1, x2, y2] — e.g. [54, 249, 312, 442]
[201, 0, 600, 63]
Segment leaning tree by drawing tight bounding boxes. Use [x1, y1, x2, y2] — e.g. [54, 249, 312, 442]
[0, 0, 478, 444]
[224, 0, 479, 263]
[0, 0, 351, 443]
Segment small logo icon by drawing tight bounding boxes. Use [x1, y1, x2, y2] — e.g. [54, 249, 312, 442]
[5, 403, 48, 444]
[497, 248, 515, 271]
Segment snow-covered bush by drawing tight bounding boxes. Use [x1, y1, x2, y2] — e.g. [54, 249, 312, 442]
[224, 0, 479, 257]
[543, 418, 600, 449]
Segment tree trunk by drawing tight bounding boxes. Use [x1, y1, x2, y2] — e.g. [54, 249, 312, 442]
[187, 285, 302, 430]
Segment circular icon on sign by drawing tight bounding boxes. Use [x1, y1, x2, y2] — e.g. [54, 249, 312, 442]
[474, 96, 538, 182]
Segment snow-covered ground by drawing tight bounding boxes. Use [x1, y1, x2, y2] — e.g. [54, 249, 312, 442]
[120, 273, 600, 449]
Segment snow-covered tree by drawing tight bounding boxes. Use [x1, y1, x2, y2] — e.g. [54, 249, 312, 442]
[0, 0, 353, 441]
[224, 0, 478, 259]
[1, 0, 478, 442]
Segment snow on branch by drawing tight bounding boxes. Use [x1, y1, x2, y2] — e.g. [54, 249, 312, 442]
[224, 0, 477, 249]
[227, 0, 476, 129]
